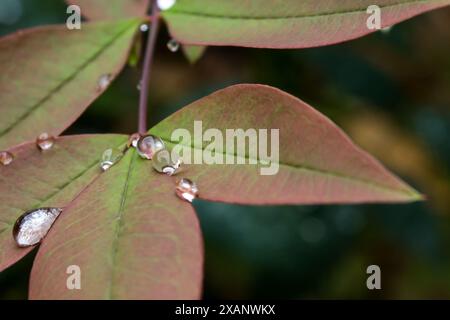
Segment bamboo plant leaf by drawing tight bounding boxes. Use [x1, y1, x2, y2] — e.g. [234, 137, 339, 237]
[161, 0, 450, 48]
[67, 0, 150, 20]
[150, 84, 423, 204]
[29, 148, 203, 299]
[0, 134, 127, 272]
[0, 19, 142, 150]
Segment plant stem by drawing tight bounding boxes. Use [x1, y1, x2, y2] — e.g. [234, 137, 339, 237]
[138, 0, 160, 134]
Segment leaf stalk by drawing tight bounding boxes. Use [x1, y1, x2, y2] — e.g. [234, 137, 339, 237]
[138, 0, 160, 134]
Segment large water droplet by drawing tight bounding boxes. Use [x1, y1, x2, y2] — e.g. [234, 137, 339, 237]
[97, 74, 112, 91]
[175, 178, 198, 202]
[13, 207, 62, 247]
[100, 148, 123, 171]
[157, 0, 176, 11]
[0, 151, 13, 166]
[128, 133, 142, 148]
[137, 135, 165, 160]
[167, 39, 180, 52]
[152, 148, 182, 175]
[36, 132, 55, 151]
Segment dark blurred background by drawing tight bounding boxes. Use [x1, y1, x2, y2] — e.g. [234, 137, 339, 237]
[1, 0, 450, 299]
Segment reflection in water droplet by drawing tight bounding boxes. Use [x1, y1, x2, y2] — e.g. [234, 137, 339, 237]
[36, 132, 55, 151]
[139, 24, 149, 32]
[0, 151, 14, 166]
[128, 133, 142, 148]
[167, 39, 180, 52]
[137, 135, 165, 159]
[152, 149, 182, 176]
[175, 178, 198, 202]
[157, 0, 176, 11]
[97, 74, 112, 91]
[100, 148, 123, 171]
[13, 207, 62, 247]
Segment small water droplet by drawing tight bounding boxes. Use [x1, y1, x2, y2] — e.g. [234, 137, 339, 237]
[137, 135, 165, 160]
[13, 207, 62, 247]
[157, 0, 176, 11]
[167, 39, 180, 52]
[128, 133, 142, 148]
[0, 151, 14, 166]
[152, 148, 182, 175]
[137, 80, 142, 91]
[100, 148, 123, 171]
[139, 24, 149, 32]
[36, 132, 55, 151]
[97, 74, 112, 91]
[381, 25, 393, 34]
[175, 178, 198, 202]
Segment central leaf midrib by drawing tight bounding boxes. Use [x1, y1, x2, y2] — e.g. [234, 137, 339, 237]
[166, 0, 434, 21]
[0, 19, 138, 138]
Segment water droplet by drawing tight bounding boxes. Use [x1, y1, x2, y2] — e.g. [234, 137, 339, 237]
[97, 74, 112, 91]
[0, 151, 14, 166]
[167, 39, 180, 52]
[36, 132, 55, 151]
[13, 207, 62, 247]
[152, 149, 182, 176]
[157, 0, 176, 11]
[137, 135, 165, 159]
[175, 178, 198, 202]
[137, 80, 142, 91]
[128, 133, 142, 148]
[100, 148, 123, 171]
[381, 25, 393, 34]
[139, 24, 149, 32]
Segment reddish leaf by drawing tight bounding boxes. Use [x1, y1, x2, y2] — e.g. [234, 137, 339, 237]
[150, 84, 422, 204]
[161, 0, 450, 48]
[0, 135, 127, 272]
[0, 19, 142, 150]
[28, 148, 203, 299]
[67, 0, 150, 20]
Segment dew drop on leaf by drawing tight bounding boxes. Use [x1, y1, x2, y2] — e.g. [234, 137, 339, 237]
[100, 148, 123, 171]
[157, 0, 176, 11]
[36, 132, 55, 151]
[167, 39, 180, 52]
[0, 151, 14, 166]
[13, 207, 62, 247]
[139, 24, 149, 32]
[97, 74, 112, 91]
[175, 178, 198, 202]
[152, 148, 182, 176]
[128, 133, 142, 148]
[137, 135, 165, 160]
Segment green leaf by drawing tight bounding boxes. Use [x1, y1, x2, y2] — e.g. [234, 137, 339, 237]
[0, 134, 127, 272]
[151, 84, 423, 204]
[67, 0, 150, 20]
[0, 19, 142, 150]
[29, 147, 203, 299]
[182, 45, 207, 64]
[161, 0, 450, 48]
